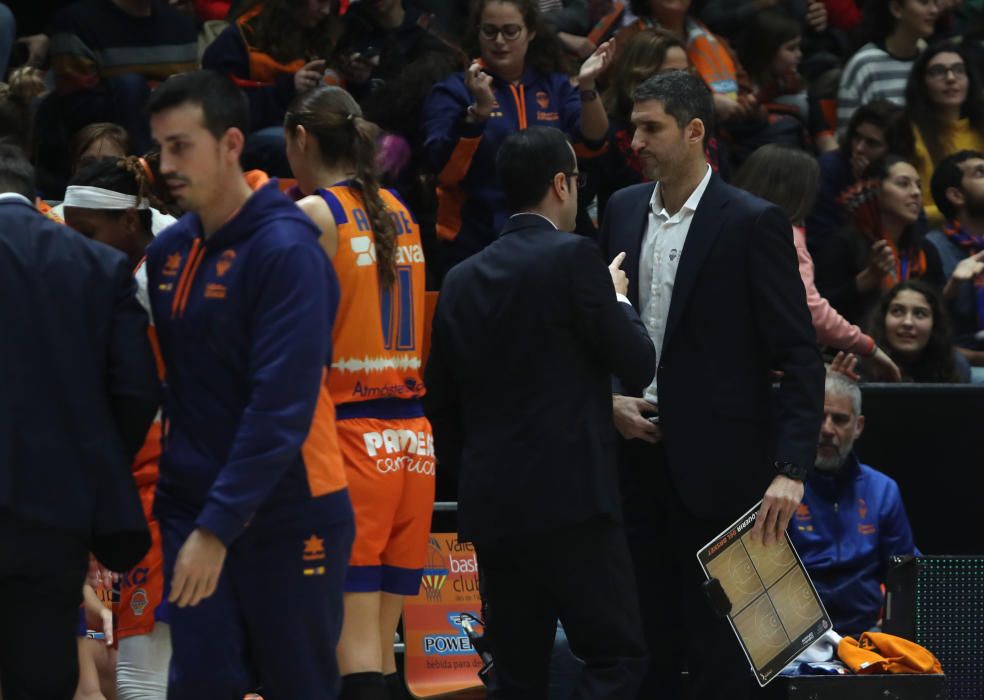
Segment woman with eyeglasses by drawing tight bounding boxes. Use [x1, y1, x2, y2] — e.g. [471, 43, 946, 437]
[421, 0, 613, 281]
[890, 43, 984, 225]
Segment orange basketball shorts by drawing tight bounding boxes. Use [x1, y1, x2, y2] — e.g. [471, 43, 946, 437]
[115, 480, 165, 640]
[337, 415, 436, 595]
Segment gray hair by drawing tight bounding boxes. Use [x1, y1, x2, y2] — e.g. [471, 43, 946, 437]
[825, 371, 862, 416]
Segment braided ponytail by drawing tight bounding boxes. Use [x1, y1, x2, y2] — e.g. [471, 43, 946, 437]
[285, 86, 398, 289]
[350, 116, 397, 289]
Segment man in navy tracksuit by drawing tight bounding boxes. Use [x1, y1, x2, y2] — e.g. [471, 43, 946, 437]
[145, 70, 354, 699]
[790, 372, 917, 636]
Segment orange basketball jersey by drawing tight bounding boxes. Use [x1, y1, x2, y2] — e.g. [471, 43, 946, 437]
[318, 185, 427, 407]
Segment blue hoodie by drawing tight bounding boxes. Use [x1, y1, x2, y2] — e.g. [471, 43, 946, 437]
[790, 453, 917, 635]
[146, 181, 349, 547]
[421, 66, 605, 274]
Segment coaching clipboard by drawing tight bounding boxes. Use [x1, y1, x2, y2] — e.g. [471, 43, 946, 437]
[696, 501, 832, 687]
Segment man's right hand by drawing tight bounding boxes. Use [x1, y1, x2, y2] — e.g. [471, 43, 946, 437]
[609, 252, 629, 297]
[613, 395, 661, 443]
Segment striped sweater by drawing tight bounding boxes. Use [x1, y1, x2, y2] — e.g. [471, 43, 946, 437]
[836, 42, 916, 133]
[49, 0, 197, 94]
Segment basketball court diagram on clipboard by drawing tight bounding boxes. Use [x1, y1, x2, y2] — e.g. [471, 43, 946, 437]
[697, 501, 832, 686]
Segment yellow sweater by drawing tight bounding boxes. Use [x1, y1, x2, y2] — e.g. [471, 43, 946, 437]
[913, 118, 984, 226]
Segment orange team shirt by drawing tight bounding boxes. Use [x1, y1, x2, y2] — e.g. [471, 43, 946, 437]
[319, 185, 426, 407]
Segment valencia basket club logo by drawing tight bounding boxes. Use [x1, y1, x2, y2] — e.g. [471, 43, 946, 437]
[421, 537, 449, 601]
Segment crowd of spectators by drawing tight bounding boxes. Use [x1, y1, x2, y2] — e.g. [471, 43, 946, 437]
[4, 0, 982, 381]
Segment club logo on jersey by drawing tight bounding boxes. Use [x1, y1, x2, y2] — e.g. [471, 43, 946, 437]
[130, 588, 149, 616]
[303, 534, 326, 575]
[536, 91, 550, 109]
[351, 235, 377, 267]
[857, 499, 868, 520]
[216, 249, 236, 277]
[795, 504, 811, 521]
[162, 253, 182, 277]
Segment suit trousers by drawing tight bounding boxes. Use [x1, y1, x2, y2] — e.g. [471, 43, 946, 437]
[475, 516, 648, 700]
[0, 514, 88, 700]
[619, 439, 765, 700]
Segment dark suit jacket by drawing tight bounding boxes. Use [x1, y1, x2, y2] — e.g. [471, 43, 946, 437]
[599, 175, 824, 521]
[0, 197, 158, 571]
[424, 214, 656, 546]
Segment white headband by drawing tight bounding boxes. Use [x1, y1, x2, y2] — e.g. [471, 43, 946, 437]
[63, 186, 149, 210]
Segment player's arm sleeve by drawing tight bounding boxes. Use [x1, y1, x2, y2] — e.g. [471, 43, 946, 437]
[195, 241, 331, 546]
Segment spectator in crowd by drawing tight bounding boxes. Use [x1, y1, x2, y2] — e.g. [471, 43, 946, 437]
[421, 0, 613, 280]
[837, 0, 939, 132]
[927, 150, 984, 372]
[285, 85, 435, 700]
[335, 0, 461, 102]
[37, 0, 198, 191]
[789, 371, 918, 636]
[538, 0, 596, 59]
[595, 28, 693, 220]
[891, 42, 984, 224]
[202, 0, 341, 176]
[869, 279, 971, 381]
[599, 71, 824, 700]
[614, 0, 757, 128]
[734, 143, 902, 379]
[71, 123, 131, 174]
[735, 8, 813, 152]
[813, 154, 944, 327]
[806, 99, 901, 249]
[538, 0, 591, 36]
[62, 155, 172, 700]
[425, 125, 653, 698]
[144, 70, 353, 699]
[1, 145, 158, 699]
[700, 0, 828, 39]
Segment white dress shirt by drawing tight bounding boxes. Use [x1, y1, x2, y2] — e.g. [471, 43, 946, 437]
[639, 164, 712, 405]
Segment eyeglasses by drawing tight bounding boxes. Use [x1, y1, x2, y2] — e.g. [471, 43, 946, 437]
[926, 62, 967, 80]
[480, 23, 524, 41]
[564, 170, 588, 188]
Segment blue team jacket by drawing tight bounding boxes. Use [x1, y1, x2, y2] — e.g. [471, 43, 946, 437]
[146, 181, 347, 546]
[790, 453, 917, 635]
[421, 66, 605, 270]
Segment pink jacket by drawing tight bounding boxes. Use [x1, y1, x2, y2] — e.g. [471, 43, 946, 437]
[794, 225, 875, 355]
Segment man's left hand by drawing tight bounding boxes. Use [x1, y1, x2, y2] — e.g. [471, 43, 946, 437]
[750, 475, 804, 546]
[169, 528, 227, 608]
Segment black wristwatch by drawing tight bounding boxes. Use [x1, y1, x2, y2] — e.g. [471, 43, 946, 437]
[775, 461, 809, 481]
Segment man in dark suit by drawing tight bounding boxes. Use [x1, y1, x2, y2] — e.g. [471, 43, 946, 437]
[424, 126, 655, 699]
[597, 72, 825, 699]
[0, 146, 158, 698]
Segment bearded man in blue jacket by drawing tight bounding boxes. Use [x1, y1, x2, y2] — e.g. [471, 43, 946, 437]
[790, 371, 918, 636]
